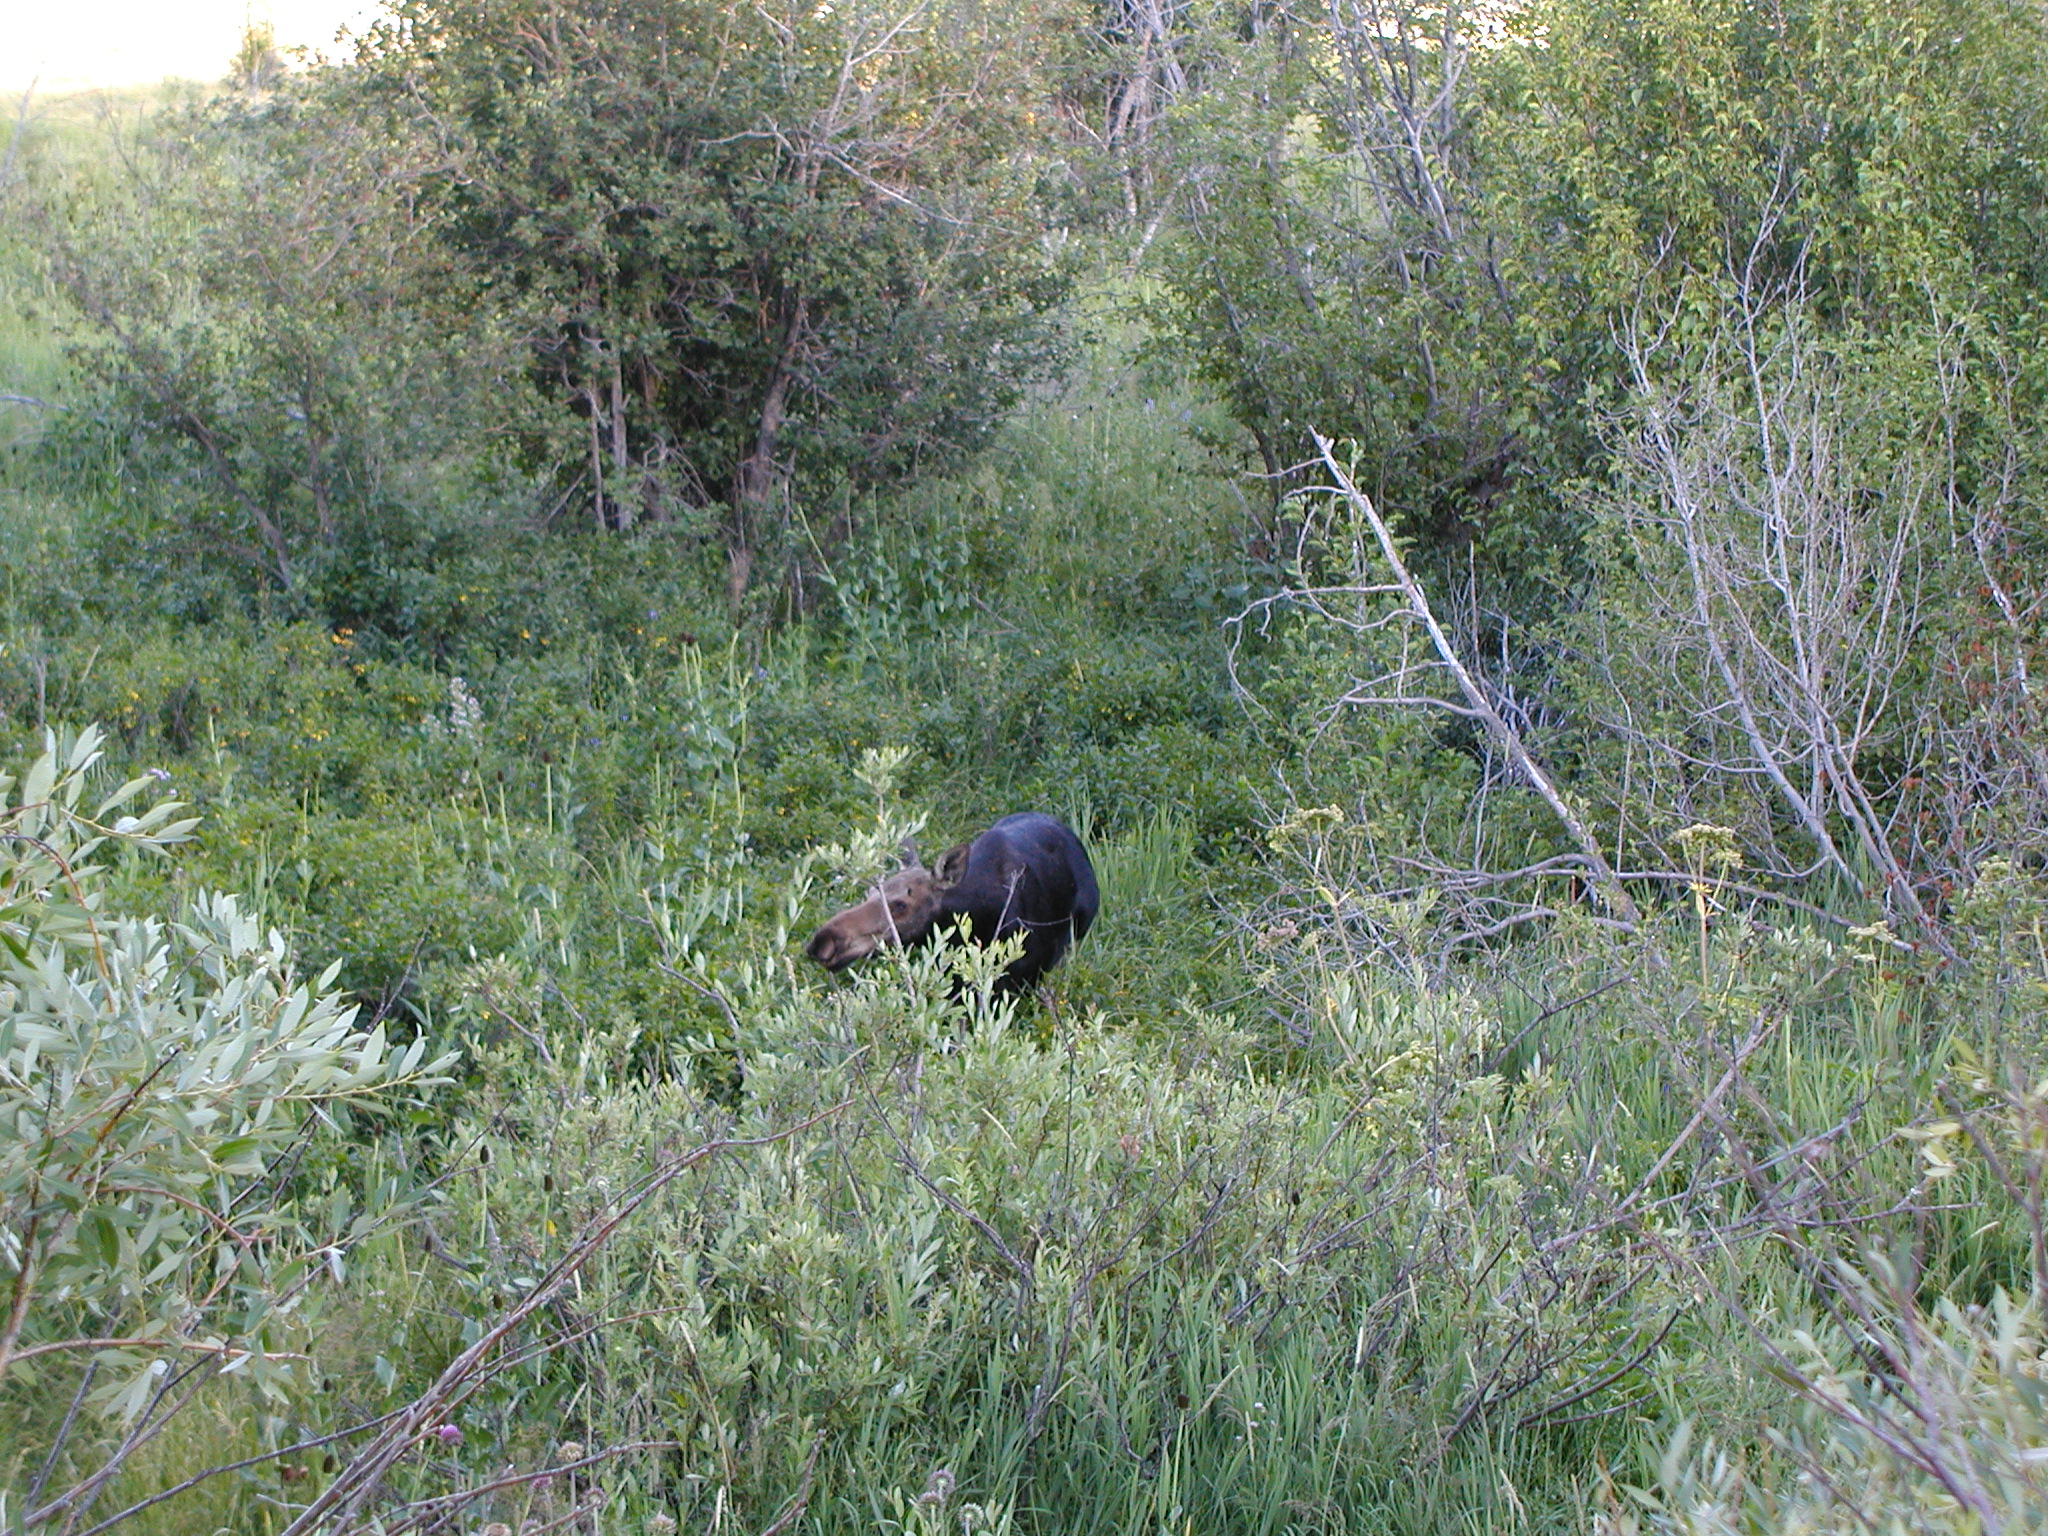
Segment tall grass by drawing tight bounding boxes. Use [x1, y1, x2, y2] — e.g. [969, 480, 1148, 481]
[1087, 806, 1196, 914]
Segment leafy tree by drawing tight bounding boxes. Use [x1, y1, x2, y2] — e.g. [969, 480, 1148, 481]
[35, 0, 1082, 619]
[1502, 0, 2048, 895]
[348, 0, 1080, 608]
[1495, 0, 2048, 332]
[40, 83, 505, 593]
[1148, 2, 1544, 580]
[1147, 0, 2048, 590]
[1143, 0, 2048, 897]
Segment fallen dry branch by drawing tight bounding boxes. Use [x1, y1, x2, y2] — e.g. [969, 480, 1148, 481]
[1309, 431, 1641, 926]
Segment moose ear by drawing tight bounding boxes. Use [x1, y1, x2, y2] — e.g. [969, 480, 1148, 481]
[899, 835, 922, 869]
[933, 842, 972, 885]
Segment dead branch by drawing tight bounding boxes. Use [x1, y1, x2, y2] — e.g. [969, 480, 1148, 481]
[1311, 430, 1640, 924]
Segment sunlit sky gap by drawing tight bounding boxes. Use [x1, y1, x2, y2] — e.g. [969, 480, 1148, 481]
[6, 2, 385, 95]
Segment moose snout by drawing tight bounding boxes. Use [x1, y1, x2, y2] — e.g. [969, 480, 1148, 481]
[806, 924, 865, 971]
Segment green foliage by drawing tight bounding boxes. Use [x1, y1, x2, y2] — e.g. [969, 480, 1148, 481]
[0, 727, 454, 1439]
[1148, 0, 2048, 628]
[122, 847, 2011, 1536]
[284, 933, 1648, 1533]
[1498, 0, 2048, 324]
[1603, 1063, 2048, 1535]
[34, 83, 511, 592]
[9, 16, 2048, 1529]
[19, 0, 1083, 611]
[342, 0, 1080, 574]
[1149, 1, 1562, 590]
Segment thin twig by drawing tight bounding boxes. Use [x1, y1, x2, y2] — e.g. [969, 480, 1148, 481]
[1515, 1310, 1681, 1429]
[26, 1361, 98, 1509]
[754, 1429, 827, 1536]
[376, 1441, 683, 1534]
[63, 1405, 418, 1536]
[856, 1058, 1035, 1302]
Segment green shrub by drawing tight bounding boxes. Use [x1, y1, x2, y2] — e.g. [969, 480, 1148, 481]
[0, 727, 454, 1523]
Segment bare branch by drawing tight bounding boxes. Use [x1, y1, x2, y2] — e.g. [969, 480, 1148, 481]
[1310, 430, 1641, 924]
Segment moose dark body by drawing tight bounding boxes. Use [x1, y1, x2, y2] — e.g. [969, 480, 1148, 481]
[806, 813, 1098, 993]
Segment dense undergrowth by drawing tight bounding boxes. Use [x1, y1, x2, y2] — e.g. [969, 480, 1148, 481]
[7, 351, 2047, 1533]
[5, 692, 2044, 1536]
[6, 33, 2048, 1536]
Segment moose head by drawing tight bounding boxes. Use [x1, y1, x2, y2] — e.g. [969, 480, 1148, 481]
[804, 838, 972, 971]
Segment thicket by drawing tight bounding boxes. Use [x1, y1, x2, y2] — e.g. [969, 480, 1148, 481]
[3, 1, 2048, 1532]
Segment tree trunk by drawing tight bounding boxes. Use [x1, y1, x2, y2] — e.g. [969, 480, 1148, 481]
[609, 347, 629, 525]
[730, 294, 808, 616]
[587, 384, 607, 530]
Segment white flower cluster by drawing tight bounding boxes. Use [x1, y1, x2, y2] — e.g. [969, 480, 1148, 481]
[448, 675, 484, 744]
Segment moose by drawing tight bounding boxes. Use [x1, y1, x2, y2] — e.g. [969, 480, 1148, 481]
[806, 813, 1099, 994]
